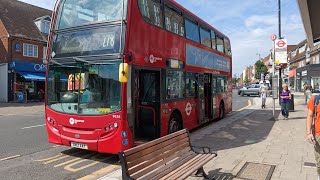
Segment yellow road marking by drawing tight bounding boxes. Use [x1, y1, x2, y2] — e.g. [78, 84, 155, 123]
[35, 150, 82, 163]
[52, 145, 61, 148]
[77, 163, 120, 180]
[64, 154, 113, 172]
[0, 155, 21, 161]
[54, 152, 95, 167]
[35, 154, 63, 162]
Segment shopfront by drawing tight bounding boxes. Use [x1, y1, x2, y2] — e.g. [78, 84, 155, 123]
[289, 69, 296, 91]
[296, 64, 320, 93]
[8, 60, 46, 102]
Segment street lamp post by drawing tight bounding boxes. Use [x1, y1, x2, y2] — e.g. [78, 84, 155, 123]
[278, 0, 283, 105]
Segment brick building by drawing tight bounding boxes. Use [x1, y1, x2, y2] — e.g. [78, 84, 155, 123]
[0, 0, 51, 102]
[288, 39, 320, 92]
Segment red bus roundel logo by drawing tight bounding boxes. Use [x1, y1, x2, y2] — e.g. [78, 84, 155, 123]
[276, 40, 286, 48]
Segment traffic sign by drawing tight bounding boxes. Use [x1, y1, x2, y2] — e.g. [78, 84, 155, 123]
[275, 39, 287, 65]
[271, 34, 277, 41]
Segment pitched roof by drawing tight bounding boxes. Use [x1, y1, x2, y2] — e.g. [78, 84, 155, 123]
[0, 0, 52, 42]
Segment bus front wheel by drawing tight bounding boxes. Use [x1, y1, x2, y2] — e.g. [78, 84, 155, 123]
[168, 113, 182, 134]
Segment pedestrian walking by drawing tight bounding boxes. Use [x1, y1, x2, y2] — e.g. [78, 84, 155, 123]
[306, 95, 320, 180]
[305, 84, 312, 104]
[259, 80, 268, 108]
[280, 83, 291, 119]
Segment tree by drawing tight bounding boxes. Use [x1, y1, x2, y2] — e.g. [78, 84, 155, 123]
[232, 75, 239, 87]
[255, 60, 268, 80]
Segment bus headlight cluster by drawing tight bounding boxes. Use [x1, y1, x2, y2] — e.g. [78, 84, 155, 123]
[47, 117, 57, 126]
[105, 122, 119, 132]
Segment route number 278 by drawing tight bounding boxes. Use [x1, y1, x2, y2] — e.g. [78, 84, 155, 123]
[102, 34, 115, 49]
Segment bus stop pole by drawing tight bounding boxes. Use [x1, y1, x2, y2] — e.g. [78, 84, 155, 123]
[272, 41, 275, 118]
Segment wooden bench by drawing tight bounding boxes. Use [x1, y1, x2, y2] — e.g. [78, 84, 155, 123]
[118, 129, 217, 180]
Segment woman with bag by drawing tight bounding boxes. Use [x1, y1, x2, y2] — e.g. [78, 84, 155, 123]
[280, 83, 291, 119]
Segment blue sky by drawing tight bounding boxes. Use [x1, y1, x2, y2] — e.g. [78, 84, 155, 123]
[19, 0, 306, 75]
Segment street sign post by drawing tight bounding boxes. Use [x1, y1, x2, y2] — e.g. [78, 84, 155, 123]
[275, 39, 287, 65]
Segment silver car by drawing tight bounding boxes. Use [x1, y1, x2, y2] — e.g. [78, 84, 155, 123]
[238, 84, 261, 96]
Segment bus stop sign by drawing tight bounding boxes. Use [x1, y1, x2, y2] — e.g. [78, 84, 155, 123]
[275, 39, 288, 65]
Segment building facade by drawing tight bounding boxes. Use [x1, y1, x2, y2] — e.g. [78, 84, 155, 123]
[288, 39, 320, 93]
[0, 0, 51, 102]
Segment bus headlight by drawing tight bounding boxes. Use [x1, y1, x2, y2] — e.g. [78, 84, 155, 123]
[105, 122, 119, 132]
[47, 117, 57, 126]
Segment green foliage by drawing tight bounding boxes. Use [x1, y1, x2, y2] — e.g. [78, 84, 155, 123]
[255, 60, 268, 80]
[232, 75, 239, 86]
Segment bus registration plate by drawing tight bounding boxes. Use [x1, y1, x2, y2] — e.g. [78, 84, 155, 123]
[71, 142, 88, 150]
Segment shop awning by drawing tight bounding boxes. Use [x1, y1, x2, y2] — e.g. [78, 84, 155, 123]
[17, 72, 46, 81]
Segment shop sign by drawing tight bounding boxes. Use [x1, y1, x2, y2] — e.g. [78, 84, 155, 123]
[15, 43, 21, 52]
[9, 60, 46, 72]
[302, 70, 307, 77]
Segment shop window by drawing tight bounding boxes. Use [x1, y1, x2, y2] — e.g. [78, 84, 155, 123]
[313, 77, 320, 92]
[138, 0, 163, 28]
[43, 46, 48, 61]
[200, 27, 211, 48]
[298, 44, 306, 54]
[166, 70, 185, 99]
[216, 36, 224, 53]
[165, 5, 184, 36]
[23, 43, 38, 58]
[217, 76, 228, 93]
[186, 72, 196, 97]
[185, 19, 199, 43]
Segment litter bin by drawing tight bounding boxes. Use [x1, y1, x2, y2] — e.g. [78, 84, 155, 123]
[289, 94, 294, 111]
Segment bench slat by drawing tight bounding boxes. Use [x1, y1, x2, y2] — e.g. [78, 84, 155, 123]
[126, 133, 189, 163]
[148, 154, 203, 180]
[128, 141, 190, 174]
[132, 151, 196, 180]
[162, 154, 215, 180]
[159, 154, 211, 180]
[124, 129, 188, 156]
[178, 154, 217, 180]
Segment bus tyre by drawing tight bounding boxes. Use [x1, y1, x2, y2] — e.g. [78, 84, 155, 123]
[168, 113, 182, 134]
[219, 103, 225, 120]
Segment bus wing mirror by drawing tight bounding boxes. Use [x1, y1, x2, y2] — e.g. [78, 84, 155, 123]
[119, 63, 128, 83]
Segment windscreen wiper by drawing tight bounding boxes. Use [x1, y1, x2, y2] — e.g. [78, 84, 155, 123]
[73, 57, 92, 64]
[50, 59, 80, 68]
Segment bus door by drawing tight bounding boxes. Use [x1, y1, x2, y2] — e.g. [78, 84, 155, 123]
[211, 76, 217, 119]
[135, 70, 160, 140]
[197, 74, 206, 124]
[204, 74, 212, 118]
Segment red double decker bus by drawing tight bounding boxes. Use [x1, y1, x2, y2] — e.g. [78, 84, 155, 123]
[45, 0, 232, 154]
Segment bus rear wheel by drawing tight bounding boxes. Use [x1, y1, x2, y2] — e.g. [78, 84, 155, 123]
[168, 113, 182, 134]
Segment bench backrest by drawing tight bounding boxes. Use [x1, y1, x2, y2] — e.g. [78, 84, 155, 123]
[118, 129, 194, 180]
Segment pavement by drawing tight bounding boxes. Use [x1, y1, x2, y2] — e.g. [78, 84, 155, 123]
[100, 95, 317, 180]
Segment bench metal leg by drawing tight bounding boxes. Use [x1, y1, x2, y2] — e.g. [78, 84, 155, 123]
[195, 167, 210, 179]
